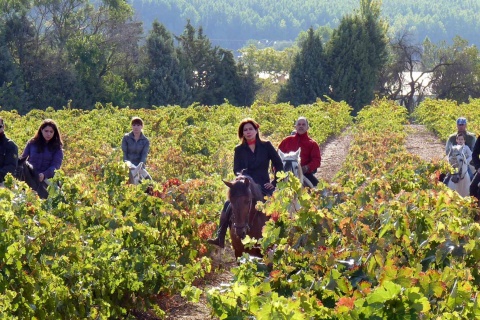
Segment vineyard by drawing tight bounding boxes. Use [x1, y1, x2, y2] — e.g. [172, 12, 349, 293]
[0, 100, 352, 318]
[1, 98, 480, 318]
[206, 99, 480, 319]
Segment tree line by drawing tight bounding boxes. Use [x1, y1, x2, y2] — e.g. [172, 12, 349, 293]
[131, 0, 480, 51]
[1, 0, 480, 115]
[0, 0, 256, 113]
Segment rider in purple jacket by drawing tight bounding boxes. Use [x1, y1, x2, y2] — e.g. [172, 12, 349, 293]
[21, 119, 63, 198]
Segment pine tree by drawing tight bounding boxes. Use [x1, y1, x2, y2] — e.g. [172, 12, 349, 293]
[144, 20, 190, 107]
[177, 21, 256, 106]
[327, 0, 388, 114]
[176, 21, 215, 105]
[234, 62, 258, 106]
[277, 27, 328, 106]
[0, 22, 26, 112]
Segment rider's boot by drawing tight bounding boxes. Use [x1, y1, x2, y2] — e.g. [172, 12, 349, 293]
[207, 205, 232, 248]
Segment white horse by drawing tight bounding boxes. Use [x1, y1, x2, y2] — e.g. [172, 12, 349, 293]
[278, 149, 315, 217]
[278, 148, 314, 188]
[126, 161, 152, 185]
[445, 145, 470, 197]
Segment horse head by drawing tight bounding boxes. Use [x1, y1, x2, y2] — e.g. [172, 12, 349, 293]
[278, 148, 303, 182]
[223, 175, 262, 240]
[448, 145, 468, 180]
[446, 145, 471, 197]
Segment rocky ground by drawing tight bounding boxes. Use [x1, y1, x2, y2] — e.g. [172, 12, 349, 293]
[315, 127, 352, 183]
[142, 124, 446, 320]
[405, 124, 446, 162]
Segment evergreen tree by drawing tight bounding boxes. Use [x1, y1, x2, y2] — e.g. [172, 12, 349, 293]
[0, 20, 26, 112]
[176, 21, 215, 105]
[234, 62, 258, 106]
[277, 27, 328, 106]
[210, 48, 239, 105]
[177, 21, 255, 106]
[327, 0, 388, 114]
[143, 20, 190, 107]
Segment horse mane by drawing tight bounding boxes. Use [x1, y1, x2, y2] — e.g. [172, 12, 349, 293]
[230, 173, 264, 202]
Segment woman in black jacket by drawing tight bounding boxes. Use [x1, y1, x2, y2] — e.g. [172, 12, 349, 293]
[207, 118, 284, 248]
[0, 117, 18, 185]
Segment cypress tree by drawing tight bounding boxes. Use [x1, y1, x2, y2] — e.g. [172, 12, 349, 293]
[234, 62, 258, 106]
[144, 20, 190, 107]
[0, 22, 26, 112]
[327, 0, 388, 114]
[176, 21, 215, 105]
[177, 21, 255, 106]
[277, 27, 328, 106]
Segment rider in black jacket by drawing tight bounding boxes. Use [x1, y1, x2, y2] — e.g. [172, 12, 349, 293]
[207, 118, 283, 248]
[0, 118, 18, 184]
[470, 136, 480, 201]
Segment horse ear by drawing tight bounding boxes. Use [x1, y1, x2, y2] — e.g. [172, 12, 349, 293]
[244, 178, 250, 187]
[295, 148, 301, 157]
[223, 180, 233, 188]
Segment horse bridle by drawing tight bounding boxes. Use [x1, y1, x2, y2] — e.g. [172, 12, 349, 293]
[457, 159, 468, 180]
[451, 152, 468, 180]
[283, 159, 299, 177]
[231, 196, 255, 235]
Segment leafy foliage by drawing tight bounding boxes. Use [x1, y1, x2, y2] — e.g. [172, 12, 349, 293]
[131, 0, 480, 52]
[413, 98, 480, 140]
[277, 27, 329, 106]
[0, 101, 352, 317]
[207, 99, 480, 319]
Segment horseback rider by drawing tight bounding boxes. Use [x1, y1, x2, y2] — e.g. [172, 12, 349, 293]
[121, 117, 151, 184]
[453, 132, 473, 167]
[0, 117, 18, 187]
[278, 116, 321, 187]
[207, 118, 284, 248]
[470, 133, 480, 202]
[446, 117, 476, 158]
[21, 119, 63, 199]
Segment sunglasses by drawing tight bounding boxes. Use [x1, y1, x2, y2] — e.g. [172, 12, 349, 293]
[0, 124, 3, 128]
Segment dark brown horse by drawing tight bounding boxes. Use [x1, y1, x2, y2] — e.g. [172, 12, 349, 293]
[223, 175, 268, 258]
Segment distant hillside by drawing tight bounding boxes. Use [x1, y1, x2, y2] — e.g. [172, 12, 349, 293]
[130, 0, 480, 51]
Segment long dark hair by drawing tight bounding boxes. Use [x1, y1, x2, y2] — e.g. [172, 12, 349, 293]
[31, 119, 63, 151]
[237, 118, 265, 144]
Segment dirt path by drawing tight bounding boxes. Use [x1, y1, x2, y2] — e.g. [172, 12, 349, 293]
[158, 124, 445, 319]
[314, 124, 446, 183]
[405, 124, 446, 162]
[316, 128, 353, 182]
[163, 248, 237, 320]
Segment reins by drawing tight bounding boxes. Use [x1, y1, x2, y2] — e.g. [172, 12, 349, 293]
[283, 159, 299, 180]
[458, 163, 468, 180]
[232, 196, 255, 233]
[450, 151, 468, 181]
